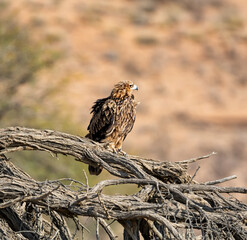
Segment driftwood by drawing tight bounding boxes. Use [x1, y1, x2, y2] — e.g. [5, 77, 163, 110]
[0, 127, 246, 239]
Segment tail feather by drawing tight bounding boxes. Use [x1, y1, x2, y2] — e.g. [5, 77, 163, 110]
[88, 165, 103, 175]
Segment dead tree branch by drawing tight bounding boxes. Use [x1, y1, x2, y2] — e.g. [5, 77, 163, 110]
[0, 127, 247, 239]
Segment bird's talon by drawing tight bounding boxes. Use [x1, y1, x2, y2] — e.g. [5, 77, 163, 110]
[112, 148, 118, 154]
[117, 149, 127, 156]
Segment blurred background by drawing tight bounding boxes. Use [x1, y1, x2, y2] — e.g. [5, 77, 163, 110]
[1, 0, 247, 238]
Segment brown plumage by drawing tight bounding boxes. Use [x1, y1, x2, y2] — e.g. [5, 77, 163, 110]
[86, 80, 139, 175]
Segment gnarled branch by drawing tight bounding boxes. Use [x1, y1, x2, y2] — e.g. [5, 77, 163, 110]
[0, 127, 247, 239]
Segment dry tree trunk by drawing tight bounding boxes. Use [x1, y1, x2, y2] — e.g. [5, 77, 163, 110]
[0, 127, 246, 239]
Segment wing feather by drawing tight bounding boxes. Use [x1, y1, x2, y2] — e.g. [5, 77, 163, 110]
[121, 100, 136, 141]
[87, 97, 116, 142]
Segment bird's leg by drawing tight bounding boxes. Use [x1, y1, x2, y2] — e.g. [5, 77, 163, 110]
[102, 142, 127, 156]
[102, 142, 118, 154]
[115, 138, 127, 156]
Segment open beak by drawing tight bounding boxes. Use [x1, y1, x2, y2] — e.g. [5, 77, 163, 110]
[131, 84, 138, 91]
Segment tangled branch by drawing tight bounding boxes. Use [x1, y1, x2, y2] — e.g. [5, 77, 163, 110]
[0, 127, 246, 239]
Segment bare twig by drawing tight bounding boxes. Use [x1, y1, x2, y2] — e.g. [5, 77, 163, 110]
[204, 175, 237, 185]
[98, 218, 117, 240]
[83, 170, 89, 195]
[189, 166, 200, 184]
[96, 218, 100, 240]
[178, 152, 217, 164]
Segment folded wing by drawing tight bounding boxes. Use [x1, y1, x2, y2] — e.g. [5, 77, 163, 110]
[87, 97, 117, 142]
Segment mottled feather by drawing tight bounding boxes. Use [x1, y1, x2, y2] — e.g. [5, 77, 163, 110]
[86, 80, 138, 175]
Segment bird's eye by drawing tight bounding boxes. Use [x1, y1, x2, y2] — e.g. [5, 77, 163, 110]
[129, 83, 133, 88]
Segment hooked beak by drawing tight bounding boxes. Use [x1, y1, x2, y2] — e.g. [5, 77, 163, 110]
[131, 84, 138, 91]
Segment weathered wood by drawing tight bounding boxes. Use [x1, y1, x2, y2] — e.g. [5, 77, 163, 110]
[0, 127, 247, 239]
[0, 127, 190, 182]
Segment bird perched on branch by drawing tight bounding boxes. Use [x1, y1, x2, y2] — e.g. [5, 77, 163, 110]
[86, 80, 139, 175]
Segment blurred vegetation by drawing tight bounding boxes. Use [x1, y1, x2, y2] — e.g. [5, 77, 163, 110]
[0, 11, 60, 126]
[0, 3, 81, 181]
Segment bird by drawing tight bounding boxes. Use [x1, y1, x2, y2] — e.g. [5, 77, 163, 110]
[85, 80, 139, 175]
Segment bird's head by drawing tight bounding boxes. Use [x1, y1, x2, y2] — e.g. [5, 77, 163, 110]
[111, 80, 138, 100]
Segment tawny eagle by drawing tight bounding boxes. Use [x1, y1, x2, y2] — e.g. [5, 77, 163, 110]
[86, 80, 139, 175]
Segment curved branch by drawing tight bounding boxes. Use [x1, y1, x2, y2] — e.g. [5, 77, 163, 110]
[0, 126, 190, 182]
[0, 126, 247, 239]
